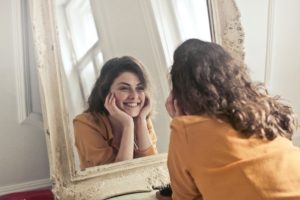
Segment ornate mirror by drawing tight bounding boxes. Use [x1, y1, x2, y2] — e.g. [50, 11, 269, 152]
[28, 0, 244, 199]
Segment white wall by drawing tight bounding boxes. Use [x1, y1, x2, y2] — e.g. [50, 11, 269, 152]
[236, 0, 300, 145]
[270, 0, 300, 145]
[235, 0, 269, 83]
[0, 0, 50, 195]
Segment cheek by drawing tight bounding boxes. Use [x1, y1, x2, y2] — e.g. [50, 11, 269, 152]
[140, 93, 146, 106]
[113, 92, 127, 105]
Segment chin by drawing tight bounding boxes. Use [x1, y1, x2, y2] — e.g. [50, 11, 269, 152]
[125, 110, 141, 118]
[127, 112, 140, 118]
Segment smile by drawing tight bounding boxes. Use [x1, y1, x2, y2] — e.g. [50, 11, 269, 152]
[124, 102, 140, 107]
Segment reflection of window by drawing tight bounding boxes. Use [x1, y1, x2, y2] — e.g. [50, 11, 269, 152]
[172, 0, 211, 42]
[152, 0, 211, 66]
[62, 0, 103, 103]
[66, 0, 99, 59]
[80, 62, 96, 100]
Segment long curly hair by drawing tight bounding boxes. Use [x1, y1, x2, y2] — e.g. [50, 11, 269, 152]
[85, 56, 152, 116]
[171, 39, 297, 140]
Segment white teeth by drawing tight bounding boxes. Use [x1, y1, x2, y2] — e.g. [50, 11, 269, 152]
[125, 103, 138, 107]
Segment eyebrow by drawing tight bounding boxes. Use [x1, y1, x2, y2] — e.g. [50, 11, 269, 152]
[117, 82, 143, 86]
[118, 82, 130, 86]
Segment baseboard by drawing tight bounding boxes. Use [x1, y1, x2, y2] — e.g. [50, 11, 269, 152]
[0, 178, 52, 196]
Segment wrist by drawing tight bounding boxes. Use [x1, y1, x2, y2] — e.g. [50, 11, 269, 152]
[122, 121, 134, 133]
[134, 116, 147, 122]
[122, 118, 134, 128]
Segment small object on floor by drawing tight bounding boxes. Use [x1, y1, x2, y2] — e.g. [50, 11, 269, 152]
[155, 184, 172, 200]
[0, 189, 54, 200]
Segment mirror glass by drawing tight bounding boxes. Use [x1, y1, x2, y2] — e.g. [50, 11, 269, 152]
[54, 0, 212, 170]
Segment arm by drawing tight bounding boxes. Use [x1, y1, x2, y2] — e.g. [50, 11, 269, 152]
[134, 96, 157, 157]
[134, 118, 157, 157]
[105, 93, 135, 162]
[134, 117, 152, 151]
[165, 93, 202, 199]
[114, 121, 135, 162]
[168, 118, 203, 200]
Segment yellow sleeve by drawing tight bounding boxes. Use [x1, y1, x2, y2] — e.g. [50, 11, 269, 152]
[134, 119, 158, 158]
[73, 117, 115, 169]
[167, 118, 203, 200]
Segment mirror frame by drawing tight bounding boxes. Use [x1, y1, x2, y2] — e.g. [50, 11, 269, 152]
[28, 0, 244, 199]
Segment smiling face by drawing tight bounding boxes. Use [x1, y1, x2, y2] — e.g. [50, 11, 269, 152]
[110, 72, 146, 117]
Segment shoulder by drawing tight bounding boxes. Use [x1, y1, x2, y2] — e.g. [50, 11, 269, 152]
[73, 112, 109, 128]
[169, 116, 236, 165]
[170, 115, 233, 139]
[74, 112, 96, 125]
[74, 112, 94, 122]
[172, 115, 211, 123]
[73, 112, 112, 139]
[74, 112, 108, 121]
[171, 115, 212, 130]
[169, 116, 211, 143]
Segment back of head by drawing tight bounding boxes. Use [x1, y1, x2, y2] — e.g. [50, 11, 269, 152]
[171, 39, 244, 115]
[171, 39, 297, 140]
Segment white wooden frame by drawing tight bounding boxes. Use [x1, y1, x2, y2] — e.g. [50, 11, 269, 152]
[28, 0, 244, 199]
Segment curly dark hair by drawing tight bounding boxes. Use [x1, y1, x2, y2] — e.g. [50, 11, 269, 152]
[85, 56, 152, 116]
[171, 39, 297, 140]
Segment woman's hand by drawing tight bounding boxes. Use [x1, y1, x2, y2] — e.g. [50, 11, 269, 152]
[105, 93, 135, 162]
[138, 95, 151, 120]
[105, 93, 133, 127]
[133, 94, 152, 151]
[165, 92, 183, 118]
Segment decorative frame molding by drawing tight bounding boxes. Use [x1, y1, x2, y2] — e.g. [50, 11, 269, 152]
[28, 0, 244, 199]
[12, 0, 27, 123]
[13, 0, 43, 129]
[210, 0, 245, 61]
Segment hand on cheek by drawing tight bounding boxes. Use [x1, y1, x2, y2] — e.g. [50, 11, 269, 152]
[105, 93, 133, 127]
[139, 95, 151, 119]
[165, 93, 184, 118]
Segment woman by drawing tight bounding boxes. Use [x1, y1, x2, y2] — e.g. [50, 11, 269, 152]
[165, 39, 300, 199]
[73, 56, 157, 170]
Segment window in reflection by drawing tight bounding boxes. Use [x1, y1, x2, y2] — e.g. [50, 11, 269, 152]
[152, 0, 211, 67]
[66, 0, 99, 59]
[80, 62, 96, 100]
[172, 0, 211, 42]
[56, 0, 104, 115]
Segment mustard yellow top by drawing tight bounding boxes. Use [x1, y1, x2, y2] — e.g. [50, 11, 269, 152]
[168, 115, 300, 200]
[73, 113, 157, 169]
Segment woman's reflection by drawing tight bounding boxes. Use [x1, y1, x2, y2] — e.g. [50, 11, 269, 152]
[73, 56, 157, 169]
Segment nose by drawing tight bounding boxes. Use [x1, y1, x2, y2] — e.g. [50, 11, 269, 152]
[128, 89, 139, 99]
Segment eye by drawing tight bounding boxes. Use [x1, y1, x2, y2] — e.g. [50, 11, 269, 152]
[136, 85, 145, 92]
[119, 86, 129, 91]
